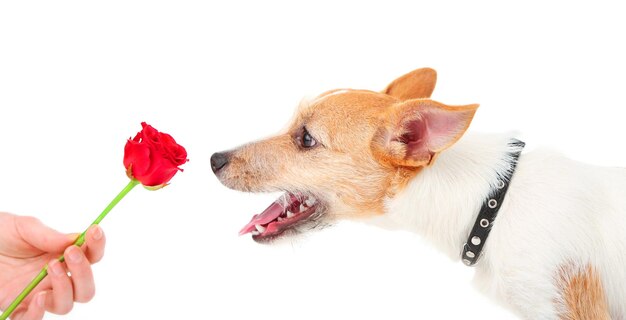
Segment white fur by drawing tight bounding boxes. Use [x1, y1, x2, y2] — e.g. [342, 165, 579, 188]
[369, 133, 626, 319]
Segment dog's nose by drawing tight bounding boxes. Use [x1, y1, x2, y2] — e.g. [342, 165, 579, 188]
[211, 152, 230, 173]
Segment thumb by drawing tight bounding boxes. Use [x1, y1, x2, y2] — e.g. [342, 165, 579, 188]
[15, 216, 77, 253]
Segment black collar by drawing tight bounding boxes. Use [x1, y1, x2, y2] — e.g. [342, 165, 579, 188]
[462, 139, 525, 266]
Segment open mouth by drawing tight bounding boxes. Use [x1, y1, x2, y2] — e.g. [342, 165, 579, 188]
[239, 192, 325, 242]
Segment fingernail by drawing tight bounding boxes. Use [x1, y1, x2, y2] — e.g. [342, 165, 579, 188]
[66, 246, 83, 263]
[91, 225, 103, 240]
[49, 260, 64, 276]
[37, 292, 46, 308]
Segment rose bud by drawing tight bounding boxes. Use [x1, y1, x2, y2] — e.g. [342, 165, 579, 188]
[123, 122, 188, 188]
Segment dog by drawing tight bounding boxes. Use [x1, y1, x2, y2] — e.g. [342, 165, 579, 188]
[211, 68, 625, 319]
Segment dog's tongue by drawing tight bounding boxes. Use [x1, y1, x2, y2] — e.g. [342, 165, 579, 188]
[239, 193, 297, 235]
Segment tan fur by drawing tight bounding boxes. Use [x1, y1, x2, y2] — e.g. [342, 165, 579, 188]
[221, 90, 400, 217]
[383, 67, 437, 100]
[556, 264, 611, 320]
[216, 68, 477, 220]
[371, 100, 478, 168]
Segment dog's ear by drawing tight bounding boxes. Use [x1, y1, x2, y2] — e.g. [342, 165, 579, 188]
[383, 68, 437, 100]
[372, 99, 478, 168]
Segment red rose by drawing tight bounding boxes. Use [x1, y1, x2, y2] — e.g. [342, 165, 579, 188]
[123, 122, 188, 187]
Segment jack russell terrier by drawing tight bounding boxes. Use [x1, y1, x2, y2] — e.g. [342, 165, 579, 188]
[211, 68, 625, 319]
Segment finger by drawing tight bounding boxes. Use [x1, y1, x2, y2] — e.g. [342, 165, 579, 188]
[83, 225, 106, 263]
[65, 245, 96, 303]
[15, 216, 76, 253]
[11, 291, 47, 320]
[46, 259, 74, 314]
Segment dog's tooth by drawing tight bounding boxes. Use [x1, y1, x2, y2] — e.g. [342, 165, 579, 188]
[251, 231, 260, 236]
[299, 204, 306, 212]
[278, 217, 283, 222]
[255, 224, 266, 232]
[305, 199, 316, 207]
[286, 211, 295, 218]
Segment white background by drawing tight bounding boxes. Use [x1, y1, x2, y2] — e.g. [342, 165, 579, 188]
[1, 1, 625, 319]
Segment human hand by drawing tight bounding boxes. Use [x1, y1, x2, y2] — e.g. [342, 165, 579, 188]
[0, 212, 105, 320]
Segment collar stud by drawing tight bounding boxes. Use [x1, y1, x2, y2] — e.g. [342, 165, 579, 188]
[462, 139, 525, 266]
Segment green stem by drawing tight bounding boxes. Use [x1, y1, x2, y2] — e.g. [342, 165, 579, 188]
[0, 179, 140, 320]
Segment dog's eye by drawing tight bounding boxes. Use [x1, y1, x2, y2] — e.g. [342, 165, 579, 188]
[301, 128, 317, 148]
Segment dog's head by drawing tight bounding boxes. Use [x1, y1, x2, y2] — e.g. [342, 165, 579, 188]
[212, 68, 478, 242]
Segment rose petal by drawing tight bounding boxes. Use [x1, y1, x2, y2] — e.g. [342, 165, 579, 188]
[136, 154, 179, 186]
[141, 122, 160, 145]
[157, 132, 188, 165]
[123, 139, 152, 178]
